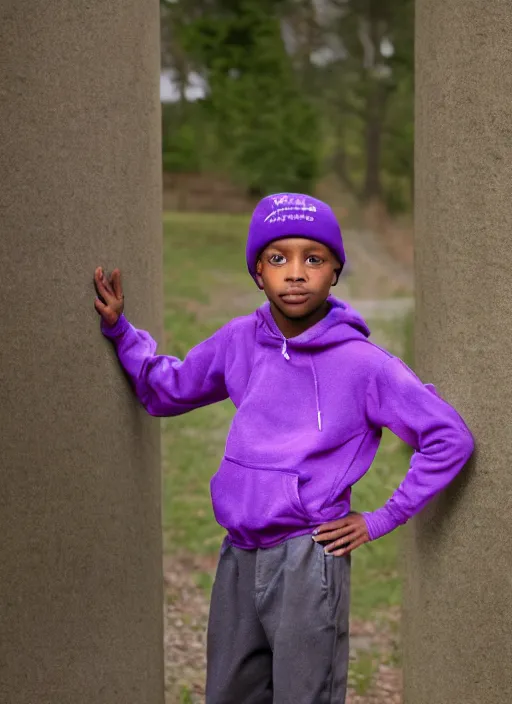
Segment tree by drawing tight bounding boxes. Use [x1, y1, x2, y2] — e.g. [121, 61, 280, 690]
[161, 0, 321, 195]
[159, 0, 414, 210]
[283, 0, 414, 210]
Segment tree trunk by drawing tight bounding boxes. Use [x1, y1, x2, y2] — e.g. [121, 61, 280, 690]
[362, 82, 388, 202]
[361, 0, 390, 204]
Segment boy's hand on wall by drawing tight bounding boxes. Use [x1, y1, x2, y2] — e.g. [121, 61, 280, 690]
[94, 267, 124, 327]
[312, 512, 369, 556]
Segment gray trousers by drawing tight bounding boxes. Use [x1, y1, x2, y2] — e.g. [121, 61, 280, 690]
[205, 534, 351, 704]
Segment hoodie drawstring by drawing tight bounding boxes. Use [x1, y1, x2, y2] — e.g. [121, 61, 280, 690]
[280, 337, 322, 431]
[310, 356, 322, 431]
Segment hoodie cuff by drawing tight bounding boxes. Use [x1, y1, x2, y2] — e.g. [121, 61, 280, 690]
[101, 313, 130, 339]
[362, 505, 404, 541]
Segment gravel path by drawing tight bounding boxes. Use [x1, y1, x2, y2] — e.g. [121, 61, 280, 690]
[349, 297, 413, 321]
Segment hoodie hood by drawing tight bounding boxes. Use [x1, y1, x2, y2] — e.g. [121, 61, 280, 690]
[255, 295, 370, 354]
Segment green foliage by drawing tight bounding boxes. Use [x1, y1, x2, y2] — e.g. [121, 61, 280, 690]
[179, 685, 194, 704]
[160, 0, 414, 210]
[349, 650, 378, 695]
[211, 66, 320, 195]
[162, 119, 201, 173]
[162, 0, 320, 194]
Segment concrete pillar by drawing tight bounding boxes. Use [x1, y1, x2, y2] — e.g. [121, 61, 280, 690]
[0, 3, 164, 703]
[404, 1, 512, 702]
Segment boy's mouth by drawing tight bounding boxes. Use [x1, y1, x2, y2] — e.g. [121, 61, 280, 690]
[280, 291, 311, 305]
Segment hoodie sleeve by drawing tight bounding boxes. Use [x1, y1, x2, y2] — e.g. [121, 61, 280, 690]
[362, 356, 474, 541]
[100, 314, 230, 416]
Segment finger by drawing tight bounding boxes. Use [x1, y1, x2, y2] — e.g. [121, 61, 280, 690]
[313, 523, 357, 542]
[331, 535, 368, 557]
[112, 269, 123, 299]
[313, 519, 352, 536]
[94, 297, 109, 314]
[324, 531, 358, 553]
[94, 268, 107, 291]
[94, 268, 103, 290]
[314, 528, 354, 543]
[96, 266, 114, 293]
[95, 272, 114, 301]
[102, 271, 115, 295]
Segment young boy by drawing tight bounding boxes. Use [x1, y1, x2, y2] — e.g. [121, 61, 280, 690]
[94, 193, 474, 704]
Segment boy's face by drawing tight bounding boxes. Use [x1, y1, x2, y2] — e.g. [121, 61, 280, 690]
[255, 237, 340, 320]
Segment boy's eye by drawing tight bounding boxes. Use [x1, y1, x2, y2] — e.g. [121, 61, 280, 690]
[267, 253, 324, 265]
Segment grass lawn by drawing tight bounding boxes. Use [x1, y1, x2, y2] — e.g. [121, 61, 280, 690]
[161, 211, 412, 621]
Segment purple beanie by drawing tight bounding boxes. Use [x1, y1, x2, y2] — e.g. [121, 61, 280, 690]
[246, 193, 346, 281]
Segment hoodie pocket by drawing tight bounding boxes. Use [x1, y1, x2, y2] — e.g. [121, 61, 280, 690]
[210, 457, 309, 544]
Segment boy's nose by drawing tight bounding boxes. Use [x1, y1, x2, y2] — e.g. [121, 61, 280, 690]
[285, 261, 306, 281]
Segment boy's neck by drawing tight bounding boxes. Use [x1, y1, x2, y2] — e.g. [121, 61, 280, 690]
[269, 299, 332, 339]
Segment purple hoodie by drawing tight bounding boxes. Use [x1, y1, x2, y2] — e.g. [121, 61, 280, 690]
[101, 295, 474, 550]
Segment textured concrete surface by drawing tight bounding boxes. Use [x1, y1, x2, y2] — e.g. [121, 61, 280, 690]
[404, 1, 512, 702]
[0, 3, 164, 703]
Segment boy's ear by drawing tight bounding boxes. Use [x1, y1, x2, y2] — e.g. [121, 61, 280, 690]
[255, 259, 264, 290]
[332, 261, 343, 286]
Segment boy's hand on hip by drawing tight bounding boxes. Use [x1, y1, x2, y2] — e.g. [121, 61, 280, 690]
[94, 267, 124, 326]
[312, 512, 369, 556]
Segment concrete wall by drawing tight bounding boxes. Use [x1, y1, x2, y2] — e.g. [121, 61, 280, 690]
[0, 3, 164, 702]
[405, 1, 512, 701]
